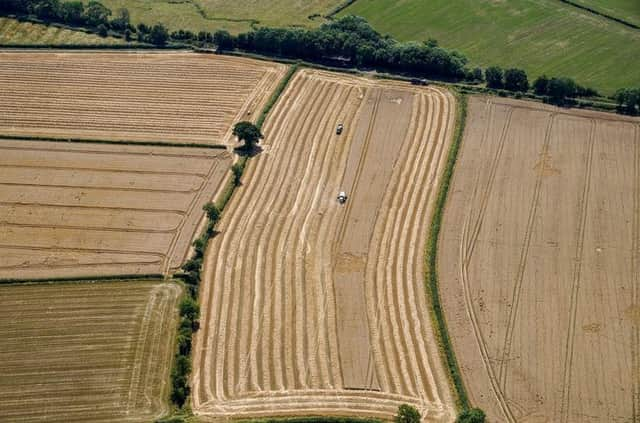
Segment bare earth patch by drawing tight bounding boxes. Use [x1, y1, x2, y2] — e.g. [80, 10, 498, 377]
[193, 69, 457, 421]
[0, 280, 181, 422]
[0, 51, 285, 145]
[439, 96, 640, 422]
[0, 140, 230, 279]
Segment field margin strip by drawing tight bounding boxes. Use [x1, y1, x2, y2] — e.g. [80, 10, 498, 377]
[0, 273, 164, 284]
[0, 134, 227, 149]
[424, 92, 470, 411]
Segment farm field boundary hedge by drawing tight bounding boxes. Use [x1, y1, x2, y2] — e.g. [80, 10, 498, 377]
[165, 64, 299, 420]
[0, 273, 164, 284]
[424, 93, 470, 410]
[0, 134, 227, 149]
[556, 0, 639, 30]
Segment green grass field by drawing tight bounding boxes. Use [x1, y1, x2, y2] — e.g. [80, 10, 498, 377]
[88, 0, 343, 33]
[342, 0, 640, 94]
[0, 16, 126, 44]
[574, 0, 640, 26]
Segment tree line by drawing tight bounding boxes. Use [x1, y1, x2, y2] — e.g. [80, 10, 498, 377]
[4, 0, 636, 111]
[0, 0, 169, 44]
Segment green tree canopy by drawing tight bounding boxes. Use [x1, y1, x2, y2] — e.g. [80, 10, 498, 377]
[456, 407, 486, 423]
[485, 66, 504, 89]
[233, 121, 263, 150]
[395, 404, 421, 423]
[504, 68, 529, 92]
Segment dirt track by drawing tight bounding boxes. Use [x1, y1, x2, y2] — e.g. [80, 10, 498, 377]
[0, 51, 285, 145]
[0, 140, 230, 279]
[193, 70, 457, 421]
[440, 96, 640, 422]
[0, 280, 180, 422]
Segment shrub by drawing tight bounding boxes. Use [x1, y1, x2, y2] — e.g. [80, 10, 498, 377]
[456, 408, 486, 423]
[395, 404, 421, 423]
[97, 23, 108, 37]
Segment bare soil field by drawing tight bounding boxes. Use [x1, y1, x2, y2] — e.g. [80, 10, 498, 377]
[0, 51, 285, 145]
[0, 139, 230, 279]
[0, 279, 181, 422]
[440, 96, 640, 422]
[193, 69, 457, 421]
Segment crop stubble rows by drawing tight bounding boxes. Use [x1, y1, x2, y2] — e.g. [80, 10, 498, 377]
[439, 96, 640, 422]
[0, 51, 285, 145]
[193, 70, 457, 421]
[0, 280, 181, 422]
[0, 139, 231, 279]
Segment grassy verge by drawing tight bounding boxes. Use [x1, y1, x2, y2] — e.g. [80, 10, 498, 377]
[0, 273, 163, 284]
[164, 64, 299, 422]
[0, 134, 226, 149]
[424, 92, 469, 411]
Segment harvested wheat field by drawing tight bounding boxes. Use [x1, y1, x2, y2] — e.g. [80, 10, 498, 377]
[440, 96, 640, 422]
[0, 51, 285, 145]
[193, 69, 457, 421]
[0, 139, 230, 279]
[0, 279, 181, 422]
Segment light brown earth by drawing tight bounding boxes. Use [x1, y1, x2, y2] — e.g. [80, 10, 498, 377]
[193, 69, 457, 421]
[0, 140, 230, 279]
[0, 280, 181, 422]
[0, 51, 285, 145]
[439, 96, 640, 422]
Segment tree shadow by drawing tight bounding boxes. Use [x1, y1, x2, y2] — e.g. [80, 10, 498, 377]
[234, 144, 263, 157]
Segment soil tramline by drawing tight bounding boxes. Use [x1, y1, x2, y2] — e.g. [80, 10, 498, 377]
[193, 70, 456, 421]
[0, 51, 285, 145]
[0, 280, 181, 422]
[440, 97, 640, 422]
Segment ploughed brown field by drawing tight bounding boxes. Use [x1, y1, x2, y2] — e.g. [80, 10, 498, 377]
[0, 140, 230, 279]
[440, 97, 640, 422]
[0, 51, 285, 145]
[193, 69, 457, 421]
[0, 280, 181, 422]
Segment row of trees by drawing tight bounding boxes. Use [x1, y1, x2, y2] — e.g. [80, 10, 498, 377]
[232, 16, 469, 80]
[0, 2, 619, 107]
[481, 65, 600, 104]
[2, 0, 129, 32]
[0, 0, 173, 44]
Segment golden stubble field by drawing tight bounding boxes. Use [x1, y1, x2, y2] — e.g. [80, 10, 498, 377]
[0, 51, 285, 145]
[0, 280, 181, 422]
[440, 96, 640, 422]
[0, 140, 230, 279]
[193, 69, 457, 421]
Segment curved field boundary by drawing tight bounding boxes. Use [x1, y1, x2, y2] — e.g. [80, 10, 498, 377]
[193, 69, 457, 422]
[440, 96, 640, 422]
[425, 93, 469, 411]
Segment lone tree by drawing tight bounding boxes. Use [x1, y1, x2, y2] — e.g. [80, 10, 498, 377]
[233, 121, 263, 150]
[395, 404, 421, 423]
